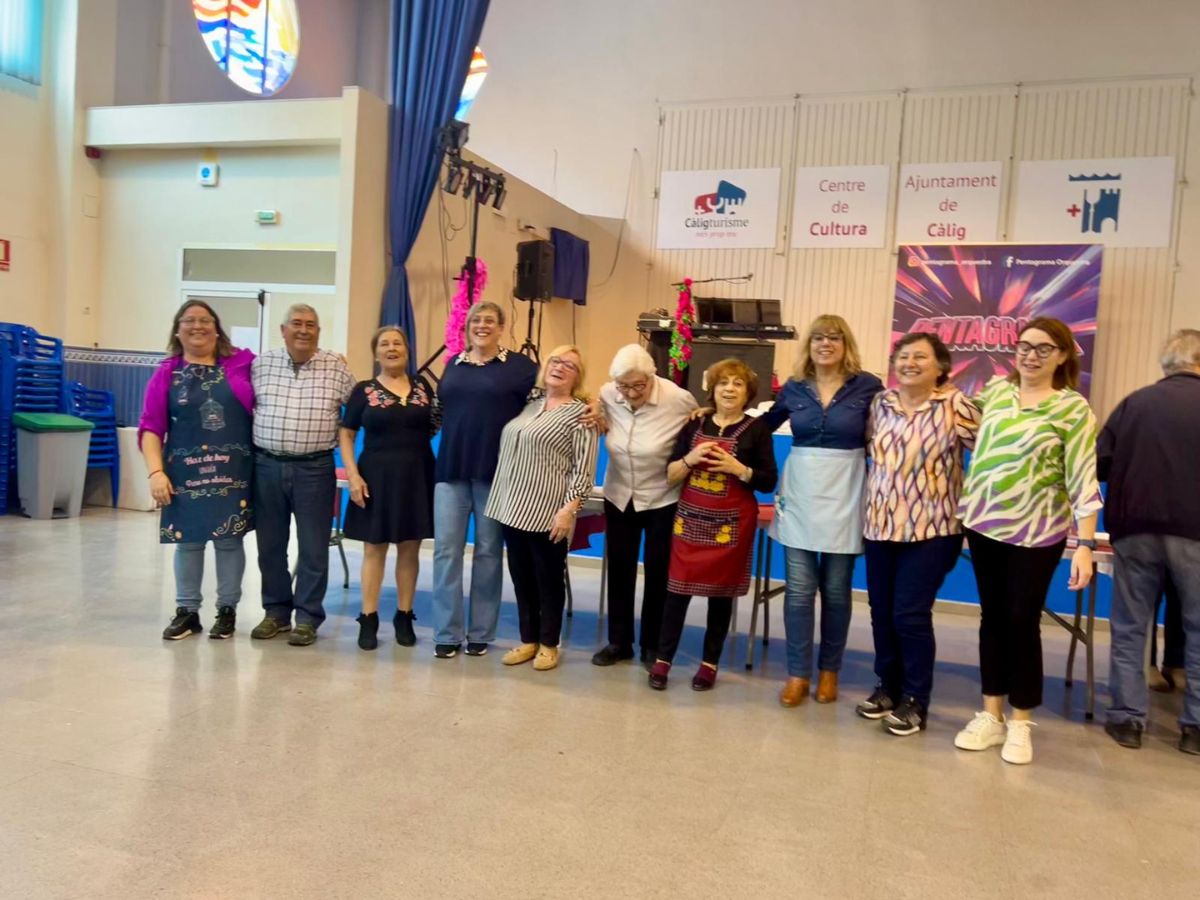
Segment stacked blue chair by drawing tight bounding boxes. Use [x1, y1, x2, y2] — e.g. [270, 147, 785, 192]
[0, 323, 66, 513]
[62, 381, 120, 506]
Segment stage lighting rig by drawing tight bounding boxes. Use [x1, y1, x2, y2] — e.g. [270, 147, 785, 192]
[419, 119, 510, 380]
[438, 120, 470, 156]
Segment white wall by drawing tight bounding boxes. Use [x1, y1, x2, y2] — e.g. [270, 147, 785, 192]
[474, 0, 1200, 218]
[95, 146, 342, 351]
[0, 84, 52, 333]
[469, 0, 1200, 406]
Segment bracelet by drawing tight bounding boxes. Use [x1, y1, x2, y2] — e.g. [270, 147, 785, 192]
[1077, 538, 1096, 550]
[147, 470, 163, 478]
[682, 459, 694, 470]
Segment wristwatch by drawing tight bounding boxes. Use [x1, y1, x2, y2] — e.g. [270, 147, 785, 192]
[1077, 538, 1097, 550]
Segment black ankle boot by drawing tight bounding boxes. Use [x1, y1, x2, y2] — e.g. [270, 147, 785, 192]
[393, 610, 416, 647]
[356, 612, 379, 651]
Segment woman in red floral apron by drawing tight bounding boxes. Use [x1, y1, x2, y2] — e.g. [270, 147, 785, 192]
[650, 359, 778, 691]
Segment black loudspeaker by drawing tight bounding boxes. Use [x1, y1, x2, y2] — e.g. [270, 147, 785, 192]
[515, 239, 554, 301]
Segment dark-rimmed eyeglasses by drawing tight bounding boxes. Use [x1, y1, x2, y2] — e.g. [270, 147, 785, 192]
[1015, 341, 1059, 359]
[548, 356, 580, 374]
[811, 332, 844, 344]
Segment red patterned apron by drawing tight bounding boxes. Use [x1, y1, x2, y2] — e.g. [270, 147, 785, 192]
[667, 417, 759, 597]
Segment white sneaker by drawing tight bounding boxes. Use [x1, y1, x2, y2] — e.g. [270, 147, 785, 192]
[954, 711, 1007, 751]
[1001, 719, 1036, 765]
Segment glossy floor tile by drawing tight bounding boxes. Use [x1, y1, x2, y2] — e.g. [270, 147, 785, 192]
[0, 508, 1195, 899]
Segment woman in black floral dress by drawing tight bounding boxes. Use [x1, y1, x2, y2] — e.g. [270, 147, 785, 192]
[338, 326, 439, 650]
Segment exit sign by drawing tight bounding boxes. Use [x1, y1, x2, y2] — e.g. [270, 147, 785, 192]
[0, 239, 10, 272]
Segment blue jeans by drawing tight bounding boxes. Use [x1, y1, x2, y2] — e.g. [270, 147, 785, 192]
[864, 535, 962, 709]
[174, 538, 246, 611]
[254, 452, 336, 629]
[1107, 533, 1200, 729]
[783, 547, 856, 677]
[432, 480, 504, 645]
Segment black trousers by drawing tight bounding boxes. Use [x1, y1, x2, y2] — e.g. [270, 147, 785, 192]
[604, 499, 676, 655]
[656, 592, 734, 667]
[864, 534, 963, 709]
[503, 525, 569, 647]
[966, 529, 1065, 710]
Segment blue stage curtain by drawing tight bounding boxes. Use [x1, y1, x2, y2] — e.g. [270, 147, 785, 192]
[383, 0, 491, 365]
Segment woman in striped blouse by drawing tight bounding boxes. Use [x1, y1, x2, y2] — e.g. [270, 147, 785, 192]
[485, 345, 599, 671]
[954, 317, 1102, 765]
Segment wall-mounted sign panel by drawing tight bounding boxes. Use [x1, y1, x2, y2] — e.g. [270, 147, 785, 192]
[1013, 156, 1175, 247]
[895, 161, 1003, 244]
[791, 165, 890, 248]
[656, 168, 781, 249]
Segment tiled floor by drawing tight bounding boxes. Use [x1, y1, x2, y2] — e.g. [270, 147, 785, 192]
[1, 508, 1196, 899]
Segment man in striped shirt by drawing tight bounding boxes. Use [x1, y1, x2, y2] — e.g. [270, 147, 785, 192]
[250, 304, 355, 647]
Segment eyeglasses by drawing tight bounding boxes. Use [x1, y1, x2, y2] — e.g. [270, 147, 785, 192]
[1015, 341, 1060, 359]
[811, 332, 844, 344]
[548, 356, 580, 374]
[179, 317, 215, 327]
[615, 379, 648, 394]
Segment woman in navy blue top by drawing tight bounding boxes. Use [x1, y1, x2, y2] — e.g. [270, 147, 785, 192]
[430, 301, 538, 659]
[761, 314, 883, 708]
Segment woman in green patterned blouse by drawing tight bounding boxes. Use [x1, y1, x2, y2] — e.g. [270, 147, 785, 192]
[953, 317, 1103, 765]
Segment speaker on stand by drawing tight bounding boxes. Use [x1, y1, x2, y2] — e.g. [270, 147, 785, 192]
[514, 239, 554, 362]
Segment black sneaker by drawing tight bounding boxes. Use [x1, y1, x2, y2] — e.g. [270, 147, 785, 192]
[856, 685, 896, 720]
[465, 642, 489, 656]
[884, 697, 928, 736]
[208, 606, 236, 640]
[434, 643, 461, 659]
[163, 608, 202, 640]
[393, 610, 417, 647]
[591, 643, 634, 666]
[357, 612, 379, 651]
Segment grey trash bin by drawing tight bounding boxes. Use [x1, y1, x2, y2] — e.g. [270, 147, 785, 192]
[13, 412, 95, 519]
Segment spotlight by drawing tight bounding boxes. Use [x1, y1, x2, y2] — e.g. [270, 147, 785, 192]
[476, 178, 495, 206]
[438, 120, 470, 155]
[492, 183, 507, 210]
[462, 174, 476, 200]
[443, 165, 464, 194]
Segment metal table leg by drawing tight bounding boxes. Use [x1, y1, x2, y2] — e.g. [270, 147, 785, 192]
[1066, 588, 1082, 686]
[1086, 573, 1097, 720]
[746, 529, 766, 670]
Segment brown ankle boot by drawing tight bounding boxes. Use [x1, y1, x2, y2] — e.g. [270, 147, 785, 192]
[779, 677, 810, 707]
[815, 670, 839, 703]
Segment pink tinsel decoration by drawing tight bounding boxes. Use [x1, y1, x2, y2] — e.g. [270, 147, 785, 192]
[443, 258, 488, 362]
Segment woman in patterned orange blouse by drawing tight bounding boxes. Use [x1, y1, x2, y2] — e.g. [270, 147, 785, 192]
[856, 332, 980, 736]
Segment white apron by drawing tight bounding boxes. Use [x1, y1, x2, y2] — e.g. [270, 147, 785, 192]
[770, 446, 867, 554]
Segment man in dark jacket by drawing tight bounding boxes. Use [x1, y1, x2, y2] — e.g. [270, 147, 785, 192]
[1099, 329, 1200, 756]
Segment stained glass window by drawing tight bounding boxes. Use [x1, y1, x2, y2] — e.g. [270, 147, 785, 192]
[193, 0, 300, 97]
[455, 47, 487, 121]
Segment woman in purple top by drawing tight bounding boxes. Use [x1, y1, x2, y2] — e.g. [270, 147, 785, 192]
[138, 300, 255, 642]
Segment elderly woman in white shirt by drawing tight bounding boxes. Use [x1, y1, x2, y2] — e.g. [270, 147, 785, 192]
[591, 344, 698, 669]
